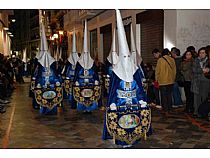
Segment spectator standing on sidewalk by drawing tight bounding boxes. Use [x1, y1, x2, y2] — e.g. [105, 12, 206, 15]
[155, 48, 176, 115]
[171, 47, 184, 108]
[181, 50, 194, 113]
[152, 48, 161, 109]
[144, 63, 156, 105]
[191, 47, 210, 117]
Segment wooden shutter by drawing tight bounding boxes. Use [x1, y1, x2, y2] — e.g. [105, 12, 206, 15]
[136, 10, 164, 65]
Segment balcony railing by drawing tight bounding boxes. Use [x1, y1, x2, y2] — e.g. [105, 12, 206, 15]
[78, 10, 104, 20]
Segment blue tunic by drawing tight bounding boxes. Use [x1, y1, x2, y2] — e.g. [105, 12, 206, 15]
[32, 62, 62, 114]
[105, 59, 113, 76]
[54, 61, 63, 76]
[103, 68, 152, 146]
[103, 60, 114, 97]
[29, 58, 39, 98]
[72, 62, 101, 111]
[63, 61, 77, 101]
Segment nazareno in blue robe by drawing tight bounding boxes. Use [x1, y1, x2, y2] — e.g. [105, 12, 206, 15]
[103, 59, 113, 97]
[32, 61, 62, 114]
[104, 60, 145, 96]
[102, 68, 152, 146]
[72, 62, 102, 111]
[105, 59, 113, 77]
[29, 58, 39, 97]
[63, 61, 77, 101]
[54, 60, 63, 76]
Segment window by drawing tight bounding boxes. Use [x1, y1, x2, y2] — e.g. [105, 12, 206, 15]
[90, 29, 97, 59]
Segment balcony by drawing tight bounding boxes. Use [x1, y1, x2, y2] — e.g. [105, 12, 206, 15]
[47, 10, 67, 26]
[78, 10, 105, 20]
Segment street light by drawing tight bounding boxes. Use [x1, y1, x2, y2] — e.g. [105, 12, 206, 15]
[11, 19, 16, 22]
[7, 32, 12, 35]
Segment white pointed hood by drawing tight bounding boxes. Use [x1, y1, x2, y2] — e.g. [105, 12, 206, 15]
[38, 22, 55, 68]
[130, 24, 142, 67]
[59, 47, 63, 60]
[35, 46, 44, 60]
[54, 46, 59, 61]
[36, 25, 44, 60]
[68, 29, 79, 65]
[112, 10, 138, 82]
[22, 48, 27, 63]
[107, 28, 119, 65]
[77, 20, 94, 69]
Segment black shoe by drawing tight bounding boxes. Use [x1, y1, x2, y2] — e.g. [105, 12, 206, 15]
[197, 114, 203, 119]
[184, 109, 189, 113]
[83, 111, 92, 114]
[192, 114, 198, 118]
[0, 99, 10, 104]
[189, 110, 194, 114]
[0, 107, 6, 113]
[206, 117, 210, 122]
[184, 109, 193, 114]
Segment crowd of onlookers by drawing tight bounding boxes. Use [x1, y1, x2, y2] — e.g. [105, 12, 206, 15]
[144, 45, 210, 120]
[0, 53, 28, 113]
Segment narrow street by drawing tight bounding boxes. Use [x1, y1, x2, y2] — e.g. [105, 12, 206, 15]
[1, 78, 210, 148]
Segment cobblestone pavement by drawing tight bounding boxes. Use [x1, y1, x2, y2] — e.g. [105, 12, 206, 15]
[1, 79, 210, 148]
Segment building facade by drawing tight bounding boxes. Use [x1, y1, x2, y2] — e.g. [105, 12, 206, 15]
[63, 9, 164, 64]
[0, 10, 13, 56]
[12, 9, 210, 64]
[63, 9, 210, 65]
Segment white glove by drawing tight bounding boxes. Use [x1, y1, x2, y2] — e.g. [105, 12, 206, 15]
[84, 79, 89, 83]
[37, 84, 41, 88]
[95, 80, 99, 85]
[56, 82, 60, 86]
[139, 100, 147, 108]
[110, 103, 117, 110]
[75, 81, 79, 86]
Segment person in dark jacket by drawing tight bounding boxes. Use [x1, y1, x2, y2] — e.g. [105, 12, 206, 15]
[171, 48, 183, 108]
[181, 50, 194, 113]
[191, 47, 210, 117]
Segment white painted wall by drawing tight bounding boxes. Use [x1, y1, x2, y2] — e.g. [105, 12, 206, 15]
[177, 10, 210, 53]
[164, 10, 210, 54]
[163, 10, 210, 101]
[164, 10, 177, 50]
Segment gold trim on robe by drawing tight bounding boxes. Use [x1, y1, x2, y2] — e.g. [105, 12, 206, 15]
[73, 85, 101, 107]
[34, 86, 63, 109]
[106, 107, 151, 145]
[64, 79, 72, 95]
